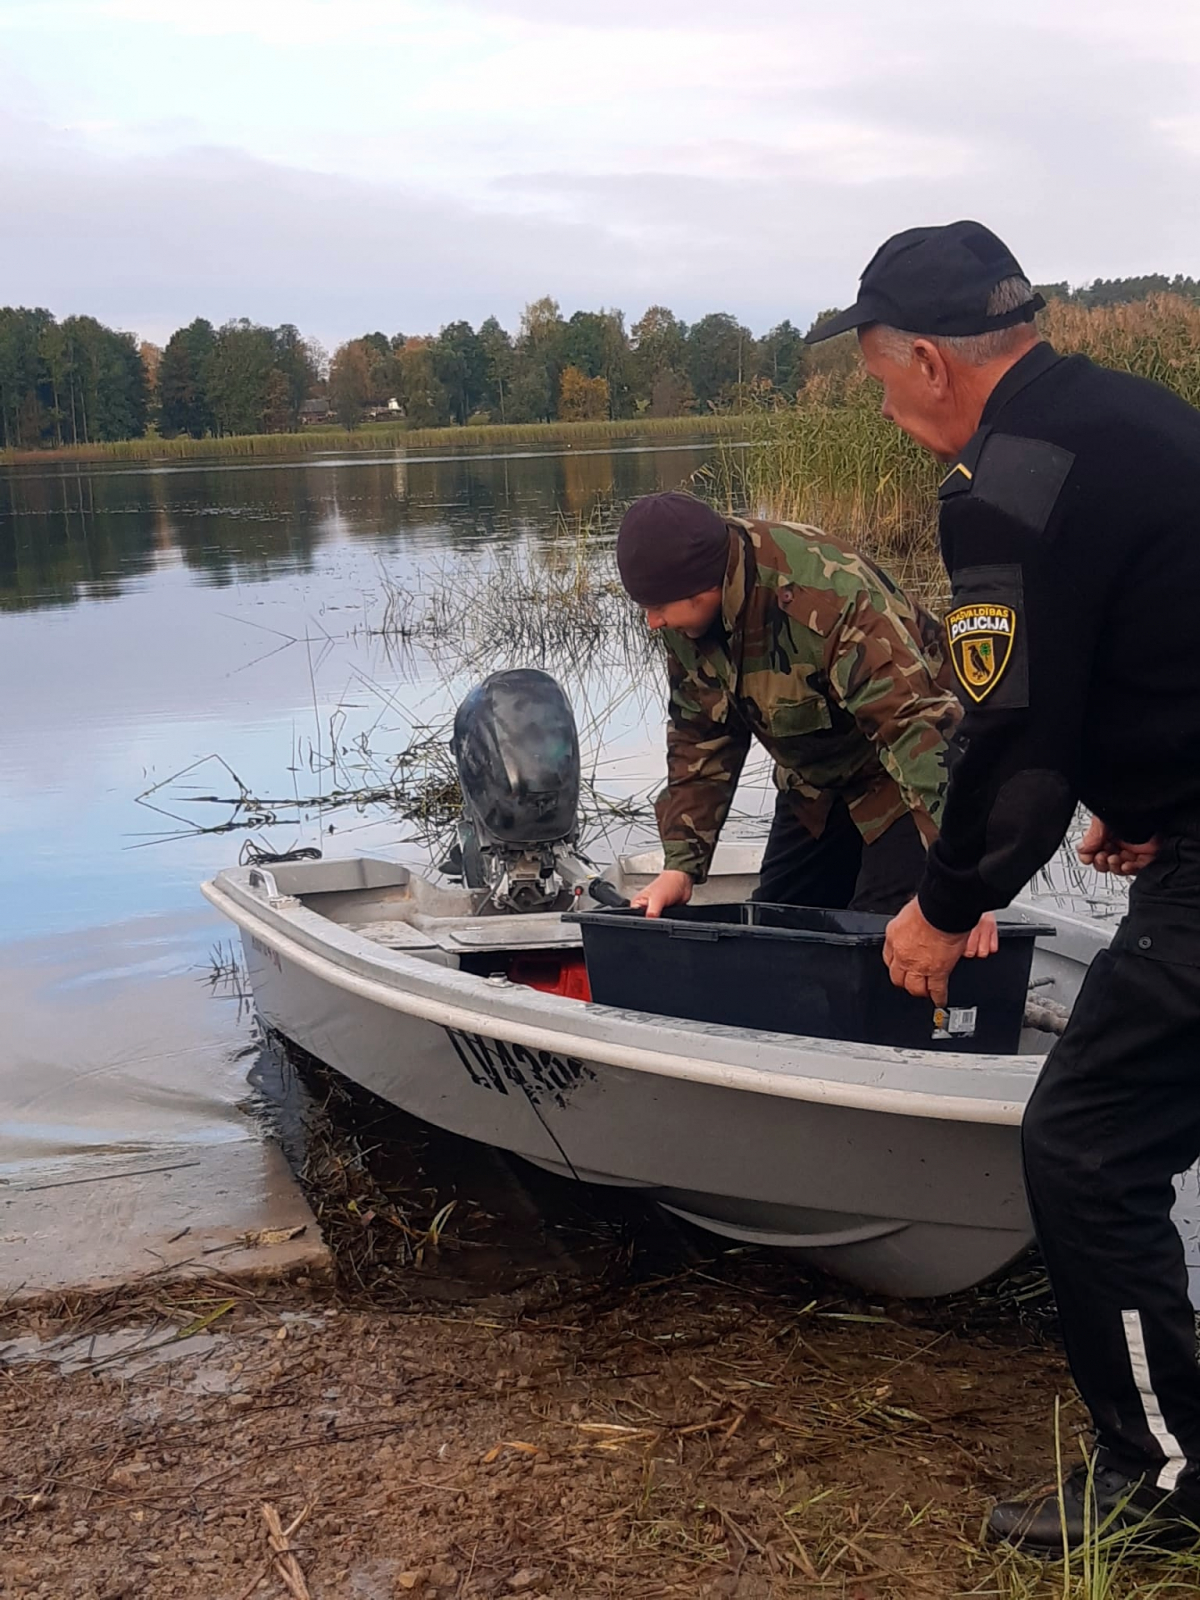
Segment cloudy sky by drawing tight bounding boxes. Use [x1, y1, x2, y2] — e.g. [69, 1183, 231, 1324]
[3, 0, 1199, 348]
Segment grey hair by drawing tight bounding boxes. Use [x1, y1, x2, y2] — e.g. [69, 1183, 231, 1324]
[874, 277, 1039, 367]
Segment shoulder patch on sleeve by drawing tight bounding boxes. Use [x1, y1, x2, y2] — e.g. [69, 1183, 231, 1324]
[970, 433, 1074, 534]
[945, 563, 1028, 708]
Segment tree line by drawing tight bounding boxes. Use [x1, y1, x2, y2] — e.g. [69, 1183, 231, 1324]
[1034, 274, 1200, 309]
[0, 300, 803, 447]
[324, 300, 809, 429]
[0, 309, 149, 450]
[0, 273, 1195, 449]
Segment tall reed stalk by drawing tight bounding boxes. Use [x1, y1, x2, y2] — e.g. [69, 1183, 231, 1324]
[708, 370, 943, 597]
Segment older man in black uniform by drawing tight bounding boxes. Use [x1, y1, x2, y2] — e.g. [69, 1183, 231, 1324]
[809, 221, 1200, 1551]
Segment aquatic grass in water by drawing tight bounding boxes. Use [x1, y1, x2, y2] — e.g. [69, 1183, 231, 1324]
[427, 506, 654, 677]
[137, 519, 670, 863]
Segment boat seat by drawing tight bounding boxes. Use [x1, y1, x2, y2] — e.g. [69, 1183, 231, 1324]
[350, 916, 582, 956]
[445, 922, 582, 950]
[349, 920, 445, 952]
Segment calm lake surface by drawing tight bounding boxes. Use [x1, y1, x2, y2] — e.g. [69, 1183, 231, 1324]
[0, 437, 745, 1182]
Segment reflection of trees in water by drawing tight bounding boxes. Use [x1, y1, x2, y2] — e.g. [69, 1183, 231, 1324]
[0, 440, 718, 612]
[0, 461, 332, 606]
[554, 440, 709, 519]
[558, 449, 619, 515]
[0, 466, 160, 610]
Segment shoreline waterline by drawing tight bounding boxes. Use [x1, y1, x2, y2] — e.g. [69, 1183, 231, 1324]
[0, 413, 746, 468]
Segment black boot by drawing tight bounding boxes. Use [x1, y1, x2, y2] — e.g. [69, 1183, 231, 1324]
[989, 1464, 1200, 1554]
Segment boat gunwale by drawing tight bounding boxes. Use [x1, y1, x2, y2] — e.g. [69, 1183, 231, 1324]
[202, 868, 1046, 1128]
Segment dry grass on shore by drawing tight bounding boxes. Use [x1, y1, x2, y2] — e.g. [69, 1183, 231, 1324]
[0, 1275, 1070, 1600]
[716, 294, 1200, 604]
[4, 1232, 1196, 1599]
[0, 413, 741, 467]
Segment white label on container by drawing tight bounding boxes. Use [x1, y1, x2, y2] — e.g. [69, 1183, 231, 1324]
[932, 1006, 978, 1040]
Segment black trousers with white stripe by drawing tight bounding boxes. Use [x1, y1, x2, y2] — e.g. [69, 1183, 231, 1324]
[1023, 833, 1200, 1496]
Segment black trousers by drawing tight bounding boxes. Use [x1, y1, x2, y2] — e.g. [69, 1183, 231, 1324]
[750, 792, 928, 915]
[1023, 833, 1200, 1499]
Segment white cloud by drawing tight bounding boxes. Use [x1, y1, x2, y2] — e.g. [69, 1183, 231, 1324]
[0, 0, 1198, 341]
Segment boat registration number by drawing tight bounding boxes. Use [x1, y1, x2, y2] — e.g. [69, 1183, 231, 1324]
[444, 1028, 594, 1108]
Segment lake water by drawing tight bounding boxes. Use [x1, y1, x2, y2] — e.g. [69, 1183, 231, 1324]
[0, 437, 744, 1185]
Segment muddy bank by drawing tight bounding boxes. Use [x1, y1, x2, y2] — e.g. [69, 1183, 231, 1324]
[3, 1260, 1076, 1600]
[0, 1052, 1178, 1600]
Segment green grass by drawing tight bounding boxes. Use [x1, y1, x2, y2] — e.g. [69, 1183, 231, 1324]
[987, 1504, 1200, 1600]
[967, 1409, 1200, 1600]
[0, 412, 743, 466]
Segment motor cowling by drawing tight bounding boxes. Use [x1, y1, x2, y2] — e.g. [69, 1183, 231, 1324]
[450, 669, 584, 911]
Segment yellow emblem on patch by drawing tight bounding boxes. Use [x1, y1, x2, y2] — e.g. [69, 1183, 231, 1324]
[945, 602, 1017, 703]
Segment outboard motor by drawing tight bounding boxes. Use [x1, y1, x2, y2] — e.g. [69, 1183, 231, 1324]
[448, 668, 589, 912]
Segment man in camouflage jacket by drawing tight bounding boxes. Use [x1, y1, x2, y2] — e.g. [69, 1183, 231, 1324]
[616, 491, 977, 919]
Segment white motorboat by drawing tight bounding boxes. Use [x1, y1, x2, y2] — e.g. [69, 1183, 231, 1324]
[202, 842, 1110, 1298]
[201, 669, 1110, 1298]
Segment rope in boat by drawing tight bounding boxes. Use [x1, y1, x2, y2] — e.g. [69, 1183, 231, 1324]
[1024, 995, 1070, 1035]
[239, 842, 323, 867]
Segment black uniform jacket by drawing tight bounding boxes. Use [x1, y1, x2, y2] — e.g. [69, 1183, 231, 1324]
[918, 341, 1200, 933]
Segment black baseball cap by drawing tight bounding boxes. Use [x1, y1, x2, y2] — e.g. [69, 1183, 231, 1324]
[805, 220, 1044, 344]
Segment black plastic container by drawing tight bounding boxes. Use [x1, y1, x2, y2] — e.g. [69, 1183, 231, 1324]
[564, 902, 1054, 1053]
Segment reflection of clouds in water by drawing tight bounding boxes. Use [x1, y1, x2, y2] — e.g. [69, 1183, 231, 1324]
[0, 912, 254, 1178]
[0, 441, 725, 940]
[2, 445, 736, 1189]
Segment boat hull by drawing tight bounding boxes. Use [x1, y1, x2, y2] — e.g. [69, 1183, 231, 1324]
[232, 903, 1034, 1298]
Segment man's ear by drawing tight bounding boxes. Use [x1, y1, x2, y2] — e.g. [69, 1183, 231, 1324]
[910, 338, 951, 398]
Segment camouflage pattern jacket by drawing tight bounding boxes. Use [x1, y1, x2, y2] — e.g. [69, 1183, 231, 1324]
[658, 518, 961, 882]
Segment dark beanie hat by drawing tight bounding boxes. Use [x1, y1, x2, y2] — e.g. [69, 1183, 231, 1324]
[616, 492, 731, 606]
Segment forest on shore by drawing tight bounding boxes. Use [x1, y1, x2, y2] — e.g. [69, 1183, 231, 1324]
[1, 273, 1198, 454]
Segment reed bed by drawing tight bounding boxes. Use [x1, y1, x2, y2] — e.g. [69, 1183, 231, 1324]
[0, 413, 741, 466]
[1040, 293, 1200, 407]
[717, 293, 1200, 604]
[708, 370, 943, 597]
